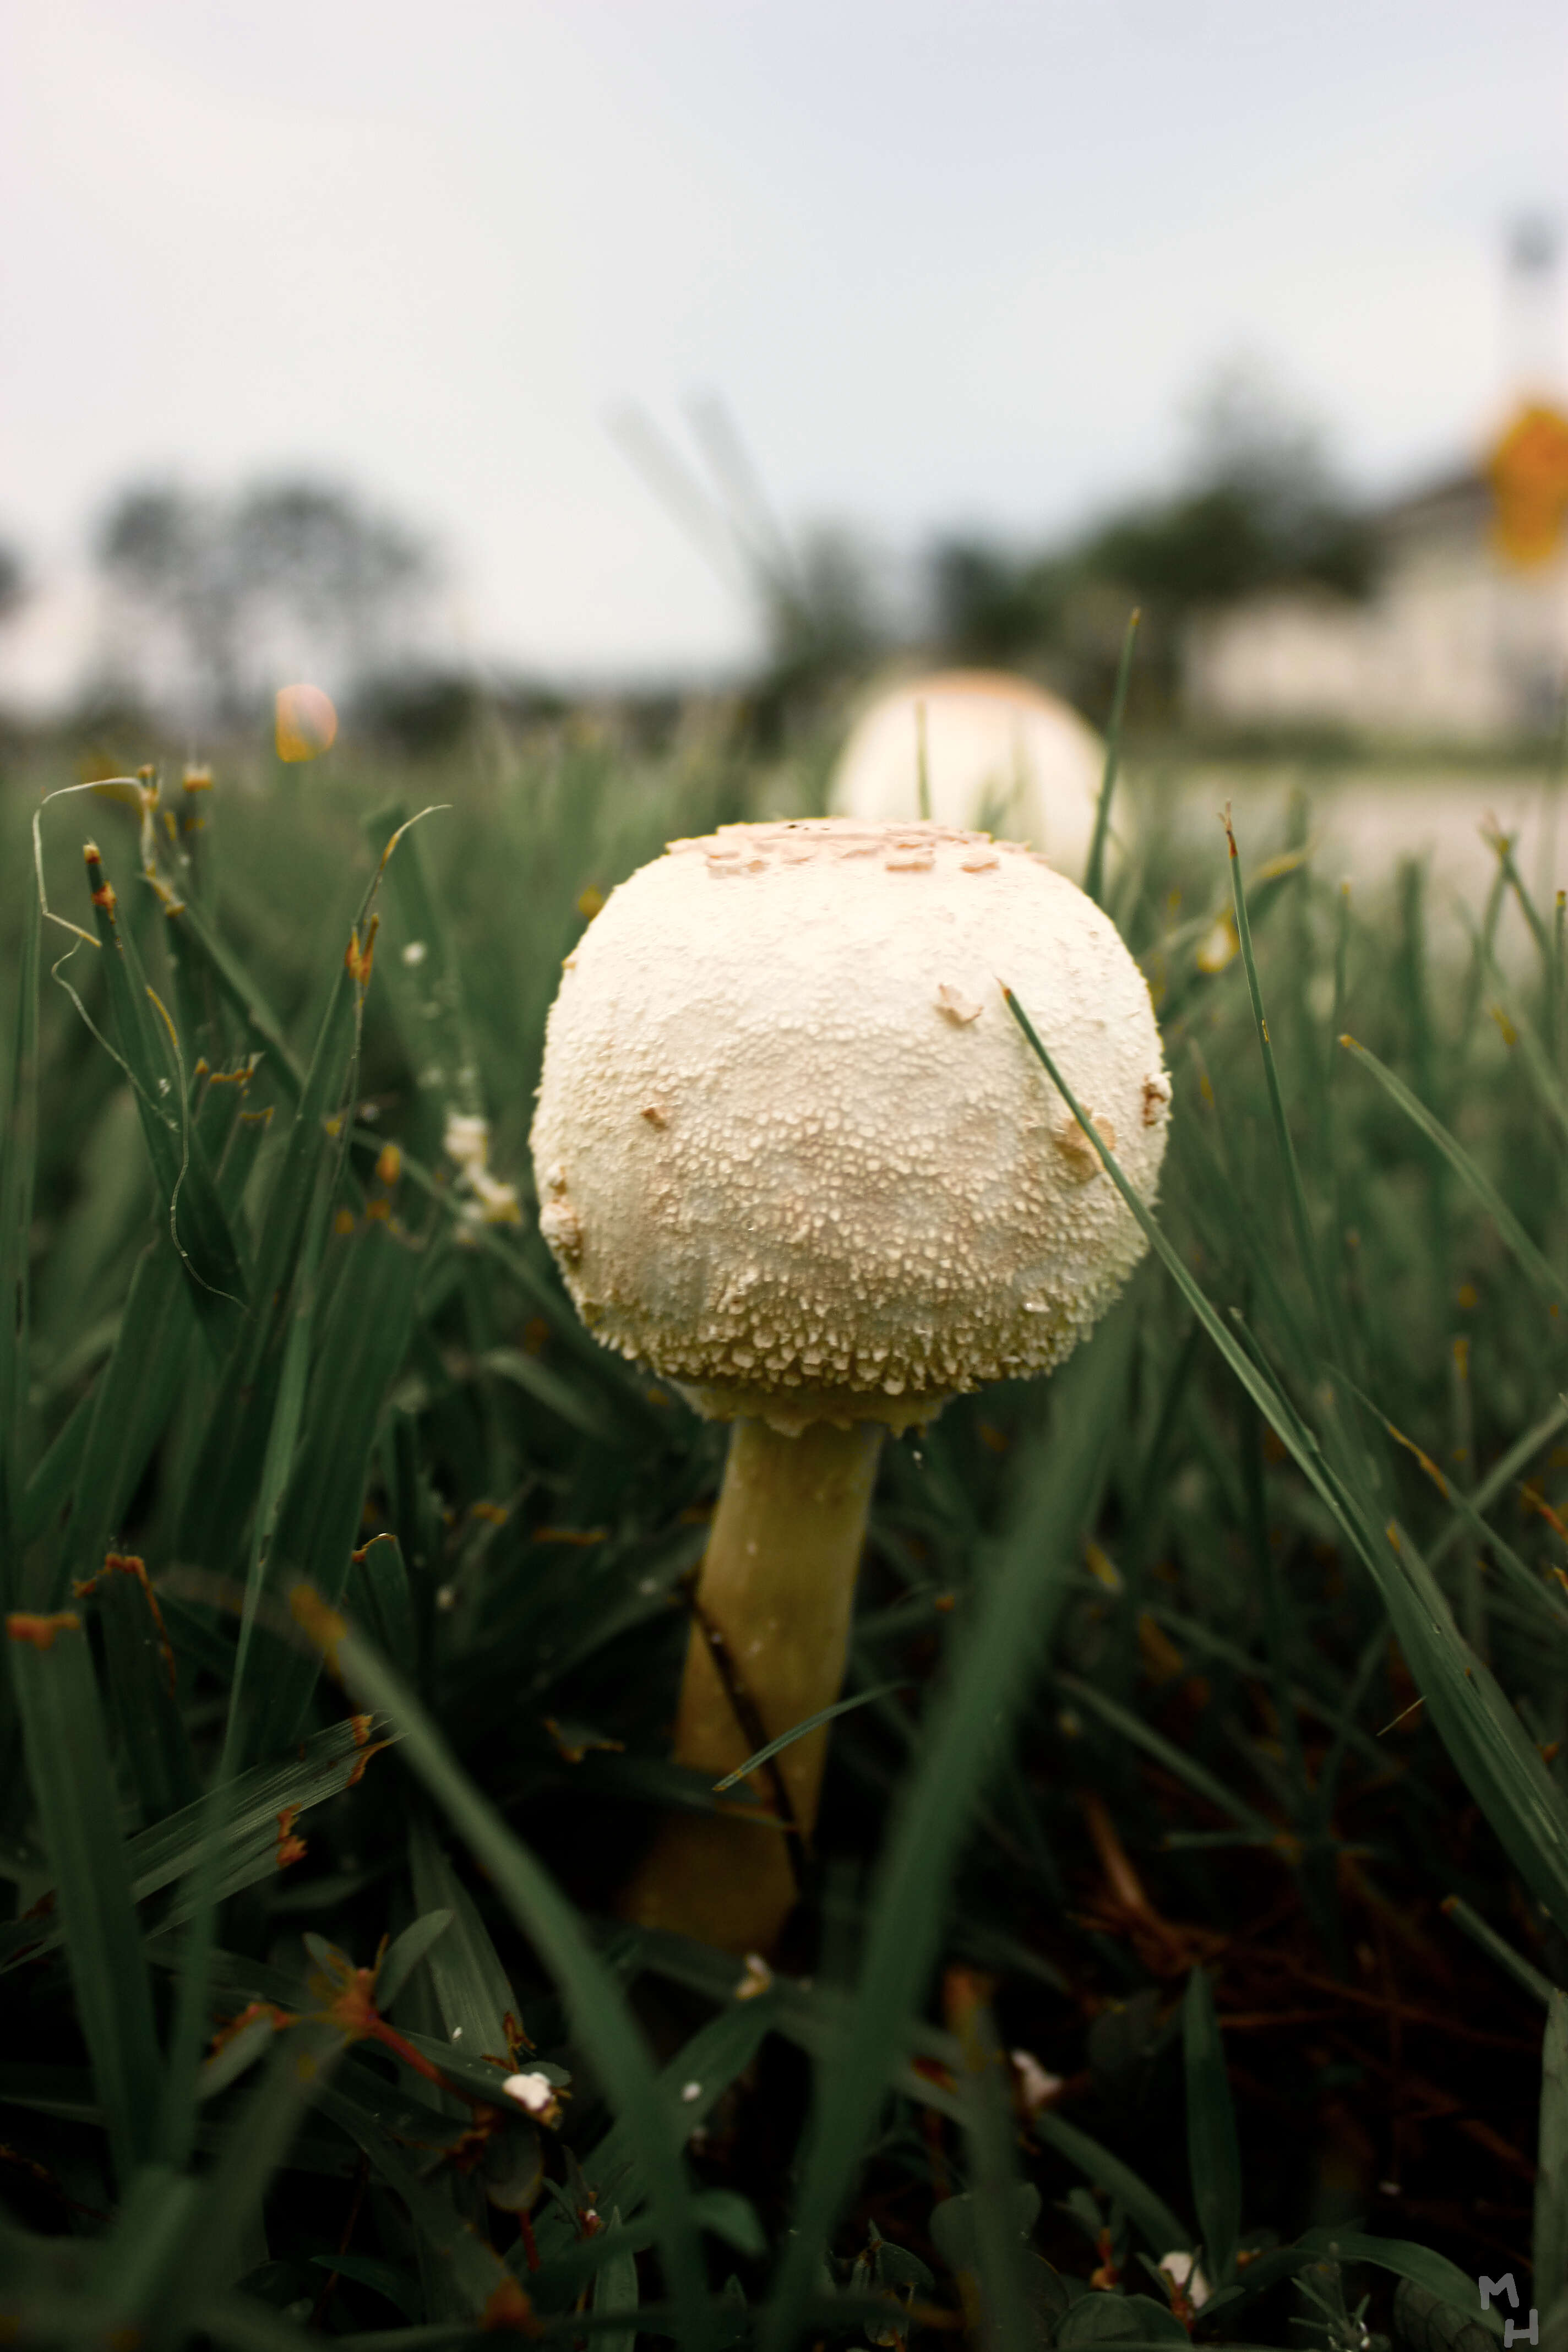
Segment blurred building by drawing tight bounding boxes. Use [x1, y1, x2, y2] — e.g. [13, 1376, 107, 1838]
[1184, 399, 1568, 742]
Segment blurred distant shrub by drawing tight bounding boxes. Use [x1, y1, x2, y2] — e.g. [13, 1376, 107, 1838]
[925, 364, 1372, 720]
[928, 538, 1069, 667]
[0, 533, 25, 627]
[355, 668, 577, 759]
[95, 475, 436, 731]
[1084, 366, 1374, 612]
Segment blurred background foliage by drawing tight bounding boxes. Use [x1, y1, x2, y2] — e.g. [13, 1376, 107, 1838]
[0, 366, 1382, 767]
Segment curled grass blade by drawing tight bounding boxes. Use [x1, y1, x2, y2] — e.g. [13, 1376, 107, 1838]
[79, 842, 249, 1338]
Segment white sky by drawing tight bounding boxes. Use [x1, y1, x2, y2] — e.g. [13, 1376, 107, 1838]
[2, 0, 1567, 694]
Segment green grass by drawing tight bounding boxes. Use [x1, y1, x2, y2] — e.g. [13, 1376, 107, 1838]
[2, 717, 1567, 2351]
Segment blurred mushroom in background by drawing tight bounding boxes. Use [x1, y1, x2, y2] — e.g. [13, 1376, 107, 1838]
[829, 669, 1111, 877]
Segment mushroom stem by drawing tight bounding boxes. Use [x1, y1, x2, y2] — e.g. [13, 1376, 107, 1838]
[622, 1415, 884, 1954]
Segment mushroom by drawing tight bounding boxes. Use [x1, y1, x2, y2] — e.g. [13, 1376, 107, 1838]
[530, 816, 1169, 1952]
[830, 670, 1113, 876]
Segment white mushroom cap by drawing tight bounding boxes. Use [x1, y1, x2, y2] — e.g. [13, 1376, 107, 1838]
[530, 818, 1169, 1435]
[829, 671, 1112, 878]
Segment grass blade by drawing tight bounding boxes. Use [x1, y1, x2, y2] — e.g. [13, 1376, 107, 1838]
[0, 1711, 401, 1972]
[0, 850, 40, 1582]
[1223, 810, 1338, 1347]
[1053, 1673, 1274, 1836]
[84, 1550, 202, 1823]
[945, 1976, 1041, 2352]
[1085, 608, 1139, 907]
[763, 1298, 1136, 2352]
[5, 1610, 161, 2184]
[1031, 2111, 1189, 2257]
[1005, 987, 1568, 1938]
[178, 892, 379, 1584]
[166, 896, 307, 1103]
[712, 1683, 908, 1793]
[238, 1207, 425, 1760]
[167, 2020, 345, 2322]
[407, 1812, 526, 2062]
[80, 841, 249, 1342]
[1536, 1990, 1568, 2324]
[290, 1593, 712, 2349]
[1441, 1894, 1559, 2008]
[593, 2208, 640, 2352]
[1341, 1034, 1563, 1310]
[1183, 1967, 1240, 2286]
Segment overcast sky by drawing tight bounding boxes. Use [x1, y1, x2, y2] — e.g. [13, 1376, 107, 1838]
[2, 0, 1566, 694]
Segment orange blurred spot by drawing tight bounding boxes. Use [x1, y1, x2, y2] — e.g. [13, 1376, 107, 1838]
[276, 683, 339, 763]
[1488, 401, 1568, 568]
[6, 1611, 81, 1650]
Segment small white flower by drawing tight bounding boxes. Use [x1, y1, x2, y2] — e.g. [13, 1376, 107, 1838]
[1158, 2252, 1210, 2310]
[401, 940, 429, 967]
[444, 1112, 489, 1167]
[680, 2081, 703, 2103]
[503, 2071, 559, 2119]
[1009, 2048, 1063, 2113]
[734, 1953, 773, 2001]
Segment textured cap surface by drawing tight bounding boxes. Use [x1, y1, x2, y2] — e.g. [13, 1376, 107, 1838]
[531, 818, 1168, 1430]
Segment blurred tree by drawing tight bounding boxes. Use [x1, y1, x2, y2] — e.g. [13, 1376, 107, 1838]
[95, 477, 435, 730]
[1084, 366, 1373, 609]
[922, 363, 1372, 721]
[927, 538, 1066, 666]
[231, 482, 430, 678]
[0, 535, 26, 626]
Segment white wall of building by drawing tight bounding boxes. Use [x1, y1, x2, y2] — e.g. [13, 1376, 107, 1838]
[1185, 494, 1568, 740]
